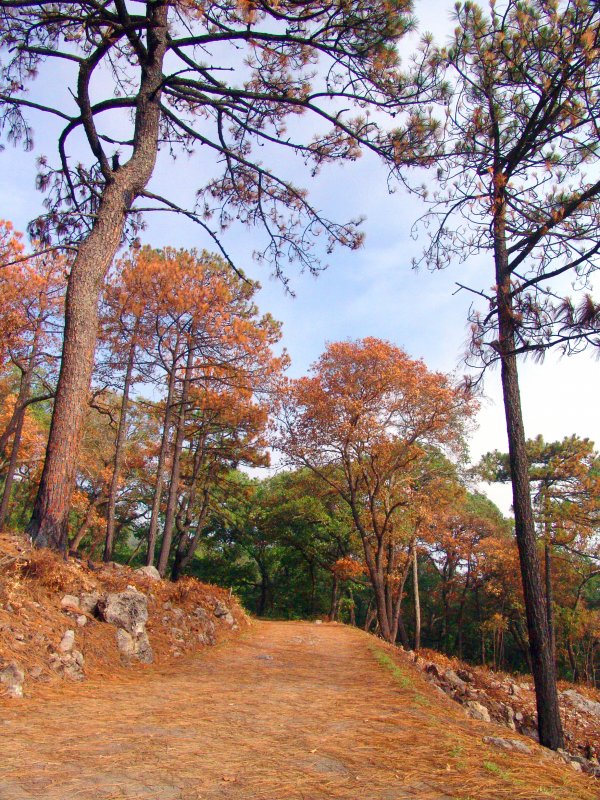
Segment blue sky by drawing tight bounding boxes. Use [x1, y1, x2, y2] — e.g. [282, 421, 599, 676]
[2, 0, 599, 514]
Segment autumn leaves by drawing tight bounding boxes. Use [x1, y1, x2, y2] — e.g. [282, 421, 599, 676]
[276, 338, 477, 643]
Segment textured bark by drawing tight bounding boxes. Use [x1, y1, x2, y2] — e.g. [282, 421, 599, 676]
[103, 331, 137, 561]
[157, 342, 194, 577]
[146, 349, 179, 566]
[494, 196, 564, 750]
[28, 3, 169, 552]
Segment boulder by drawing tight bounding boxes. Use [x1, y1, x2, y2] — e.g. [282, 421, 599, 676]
[213, 600, 235, 627]
[79, 592, 101, 615]
[49, 650, 84, 681]
[465, 700, 491, 722]
[115, 626, 153, 663]
[0, 661, 25, 698]
[443, 669, 467, 691]
[561, 689, 600, 718]
[483, 736, 532, 754]
[60, 594, 80, 610]
[135, 565, 161, 581]
[100, 589, 153, 664]
[100, 589, 148, 636]
[58, 629, 75, 653]
[424, 662, 442, 681]
[498, 703, 516, 730]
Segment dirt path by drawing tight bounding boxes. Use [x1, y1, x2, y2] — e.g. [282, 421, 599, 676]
[0, 621, 595, 800]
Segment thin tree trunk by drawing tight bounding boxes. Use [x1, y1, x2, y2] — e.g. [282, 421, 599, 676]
[413, 542, 421, 651]
[329, 571, 339, 621]
[69, 493, 106, 553]
[170, 486, 210, 581]
[494, 196, 564, 750]
[544, 540, 556, 666]
[147, 347, 179, 566]
[391, 547, 412, 645]
[0, 339, 39, 528]
[104, 331, 137, 561]
[28, 3, 169, 553]
[157, 342, 194, 577]
[348, 590, 356, 626]
[309, 561, 316, 616]
[372, 571, 392, 641]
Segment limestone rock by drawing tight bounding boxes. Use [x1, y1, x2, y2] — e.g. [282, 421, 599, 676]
[483, 735, 531, 754]
[100, 589, 153, 664]
[115, 627, 153, 664]
[213, 600, 235, 627]
[424, 662, 442, 681]
[561, 689, 600, 718]
[465, 700, 491, 722]
[100, 589, 148, 635]
[456, 668, 474, 683]
[136, 631, 153, 663]
[444, 669, 467, 691]
[49, 650, 84, 681]
[78, 592, 101, 615]
[116, 628, 136, 659]
[59, 629, 75, 653]
[76, 615, 88, 627]
[0, 661, 25, 698]
[498, 703, 516, 730]
[60, 594, 80, 610]
[135, 565, 161, 581]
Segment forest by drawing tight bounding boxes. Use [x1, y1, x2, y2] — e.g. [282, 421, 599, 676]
[1, 225, 599, 691]
[1, 0, 599, 756]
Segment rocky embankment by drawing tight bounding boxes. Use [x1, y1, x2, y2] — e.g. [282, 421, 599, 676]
[0, 533, 246, 699]
[403, 646, 600, 777]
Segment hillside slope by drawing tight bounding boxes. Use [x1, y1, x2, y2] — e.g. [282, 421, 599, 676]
[1, 620, 597, 800]
[0, 533, 246, 697]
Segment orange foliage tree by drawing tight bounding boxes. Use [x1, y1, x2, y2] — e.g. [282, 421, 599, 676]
[0, 222, 66, 528]
[95, 246, 285, 573]
[1, 1, 436, 551]
[276, 337, 476, 642]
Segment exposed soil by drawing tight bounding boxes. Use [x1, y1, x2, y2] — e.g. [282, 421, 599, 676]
[1, 620, 596, 800]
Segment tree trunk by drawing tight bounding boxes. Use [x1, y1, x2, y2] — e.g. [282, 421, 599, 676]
[494, 195, 564, 750]
[157, 342, 194, 577]
[69, 493, 106, 553]
[103, 332, 137, 561]
[309, 561, 316, 616]
[355, 522, 393, 641]
[170, 487, 210, 581]
[544, 540, 556, 665]
[329, 571, 339, 621]
[0, 339, 39, 528]
[413, 542, 421, 651]
[371, 570, 393, 641]
[28, 3, 169, 553]
[146, 350, 179, 566]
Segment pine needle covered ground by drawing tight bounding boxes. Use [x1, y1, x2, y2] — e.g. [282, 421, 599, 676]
[1, 620, 596, 800]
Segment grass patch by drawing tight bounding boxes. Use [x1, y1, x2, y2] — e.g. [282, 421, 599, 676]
[483, 760, 511, 781]
[370, 647, 413, 689]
